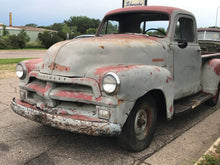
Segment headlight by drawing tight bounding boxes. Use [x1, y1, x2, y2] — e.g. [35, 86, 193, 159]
[16, 64, 26, 79]
[102, 72, 120, 95]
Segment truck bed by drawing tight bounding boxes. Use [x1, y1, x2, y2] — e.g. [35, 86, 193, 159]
[202, 52, 220, 59]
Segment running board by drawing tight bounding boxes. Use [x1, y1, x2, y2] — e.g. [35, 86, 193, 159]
[174, 92, 213, 115]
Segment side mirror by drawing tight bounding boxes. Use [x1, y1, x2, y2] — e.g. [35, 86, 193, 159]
[178, 40, 188, 49]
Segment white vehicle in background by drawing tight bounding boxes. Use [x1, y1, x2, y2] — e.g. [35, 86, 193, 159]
[198, 28, 220, 54]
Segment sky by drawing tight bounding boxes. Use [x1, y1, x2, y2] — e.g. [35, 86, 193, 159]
[0, 0, 219, 28]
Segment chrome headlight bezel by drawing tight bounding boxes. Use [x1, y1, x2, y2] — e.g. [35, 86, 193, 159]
[16, 64, 27, 79]
[102, 72, 120, 95]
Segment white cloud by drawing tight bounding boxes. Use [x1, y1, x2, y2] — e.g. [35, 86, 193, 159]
[0, 0, 219, 27]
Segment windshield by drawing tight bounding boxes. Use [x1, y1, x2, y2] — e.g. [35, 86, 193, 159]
[98, 12, 170, 38]
[198, 31, 220, 41]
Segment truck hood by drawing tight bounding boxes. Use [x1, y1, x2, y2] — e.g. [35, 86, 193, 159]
[40, 35, 166, 77]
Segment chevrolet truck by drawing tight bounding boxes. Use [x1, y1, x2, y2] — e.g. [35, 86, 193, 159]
[11, 6, 220, 151]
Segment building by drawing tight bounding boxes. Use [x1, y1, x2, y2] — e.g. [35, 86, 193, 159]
[0, 25, 57, 42]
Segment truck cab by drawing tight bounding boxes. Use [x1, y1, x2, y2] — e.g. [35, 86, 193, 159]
[11, 6, 220, 152]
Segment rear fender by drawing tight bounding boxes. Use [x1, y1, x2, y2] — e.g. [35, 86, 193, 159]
[201, 59, 220, 95]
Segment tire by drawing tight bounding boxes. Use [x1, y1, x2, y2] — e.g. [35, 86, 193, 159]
[118, 94, 157, 152]
[206, 84, 220, 106]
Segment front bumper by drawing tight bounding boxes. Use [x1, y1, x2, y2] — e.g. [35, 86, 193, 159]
[11, 98, 121, 136]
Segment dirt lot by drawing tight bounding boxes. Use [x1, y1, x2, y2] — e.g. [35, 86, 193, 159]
[0, 50, 46, 59]
[0, 50, 219, 165]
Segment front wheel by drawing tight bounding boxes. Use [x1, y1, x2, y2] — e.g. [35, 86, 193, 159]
[118, 94, 157, 152]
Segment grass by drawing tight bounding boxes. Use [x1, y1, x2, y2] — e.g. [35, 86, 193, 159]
[0, 58, 33, 65]
[0, 58, 34, 79]
[197, 155, 220, 165]
[195, 142, 220, 165]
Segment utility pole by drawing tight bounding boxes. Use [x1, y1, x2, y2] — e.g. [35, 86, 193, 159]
[215, 6, 220, 28]
[9, 12, 12, 26]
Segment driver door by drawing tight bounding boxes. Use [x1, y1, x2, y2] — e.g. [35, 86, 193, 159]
[171, 15, 201, 100]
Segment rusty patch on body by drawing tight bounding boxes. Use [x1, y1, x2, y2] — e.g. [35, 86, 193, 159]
[152, 58, 164, 62]
[48, 62, 70, 72]
[95, 65, 138, 75]
[99, 45, 105, 49]
[11, 98, 121, 136]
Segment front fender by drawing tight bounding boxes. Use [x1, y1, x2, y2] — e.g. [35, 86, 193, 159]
[116, 65, 174, 120]
[18, 58, 43, 85]
[87, 65, 174, 121]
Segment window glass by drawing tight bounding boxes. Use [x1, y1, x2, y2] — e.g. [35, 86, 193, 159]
[140, 20, 169, 37]
[174, 17, 195, 42]
[98, 12, 170, 37]
[99, 20, 119, 35]
[198, 31, 220, 41]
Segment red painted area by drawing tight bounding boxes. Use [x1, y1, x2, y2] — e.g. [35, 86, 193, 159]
[27, 83, 51, 96]
[208, 59, 220, 75]
[15, 99, 102, 122]
[152, 58, 164, 62]
[198, 28, 220, 33]
[95, 65, 138, 75]
[169, 106, 173, 113]
[166, 76, 172, 83]
[59, 111, 68, 115]
[105, 6, 182, 16]
[29, 72, 38, 77]
[154, 67, 161, 72]
[24, 58, 43, 73]
[54, 90, 103, 102]
[15, 99, 36, 109]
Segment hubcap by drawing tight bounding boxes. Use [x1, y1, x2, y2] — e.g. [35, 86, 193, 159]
[134, 109, 148, 140]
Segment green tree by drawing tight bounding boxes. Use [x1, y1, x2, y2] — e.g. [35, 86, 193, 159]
[2, 25, 9, 36]
[0, 36, 10, 49]
[0, 29, 30, 49]
[86, 28, 97, 34]
[146, 28, 166, 37]
[44, 23, 72, 39]
[64, 16, 101, 34]
[70, 26, 81, 38]
[25, 23, 38, 27]
[17, 30, 30, 48]
[208, 26, 220, 29]
[38, 31, 62, 48]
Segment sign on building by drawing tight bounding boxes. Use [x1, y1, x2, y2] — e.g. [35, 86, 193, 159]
[123, 0, 147, 8]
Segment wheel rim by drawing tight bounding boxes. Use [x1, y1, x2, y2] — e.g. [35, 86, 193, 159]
[134, 108, 151, 140]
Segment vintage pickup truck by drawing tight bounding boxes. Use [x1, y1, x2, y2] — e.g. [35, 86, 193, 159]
[11, 6, 220, 151]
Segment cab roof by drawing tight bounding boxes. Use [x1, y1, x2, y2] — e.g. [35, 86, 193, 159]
[105, 6, 186, 16]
